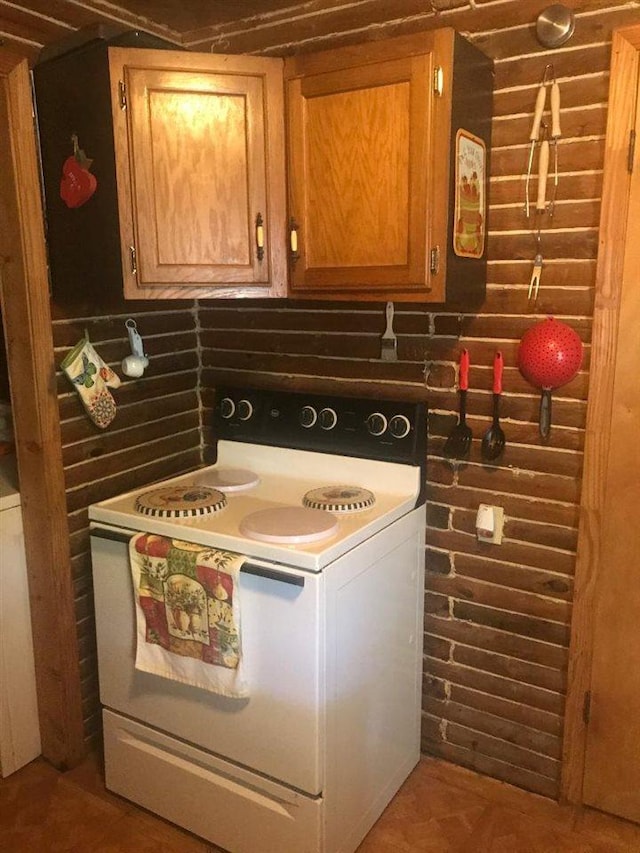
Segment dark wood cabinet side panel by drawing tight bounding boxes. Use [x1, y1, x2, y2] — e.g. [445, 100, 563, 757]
[33, 42, 124, 305]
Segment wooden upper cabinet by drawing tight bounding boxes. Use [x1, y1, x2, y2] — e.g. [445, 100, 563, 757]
[109, 49, 287, 299]
[33, 39, 286, 306]
[284, 29, 493, 303]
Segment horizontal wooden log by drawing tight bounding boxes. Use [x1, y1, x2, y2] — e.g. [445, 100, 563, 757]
[65, 428, 200, 493]
[491, 138, 604, 177]
[489, 173, 602, 207]
[56, 345, 198, 395]
[61, 390, 199, 447]
[427, 482, 580, 528]
[492, 104, 607, 149]
[427, 571, 571, 623]
[493, 74, 610, 120]
[474, 5, 640, 60]
[452, 600, 570, 647]
[453, 553, 573, 601]
[0, 5, 72, 45]
[489, 200, 601, 232]
[425, 613, 569, 669]
[493, 42, 611, 90]
[64, 448, 201, 513]
[430, 688, 563, 761]
[63, 411, 200, 471]
[58, 373, 197, 421]
[426, 655, 564, 718]
[453, 507, 579, 553]
[488, 229, 599, 262]
[453, 644, 566, 694]
[453, 462, 582, 504]
[423, 695, 561, 768]
[487, 258, 596, 286]
[52, 308, 196, 347]
[201, 352, 428, 383]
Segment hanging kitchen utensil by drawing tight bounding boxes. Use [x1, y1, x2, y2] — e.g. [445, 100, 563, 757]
[517, 317, 583, 440]
[444, 349, 473, 460]
[536, 4, 575, 49]
[380, 301, 398, 361]
[549, 75, 561, 214]
[529, 130, 550, 300]
[524, 66, 552, 218]
[524, 63, 561, 223]
[481, 351, 506, 461]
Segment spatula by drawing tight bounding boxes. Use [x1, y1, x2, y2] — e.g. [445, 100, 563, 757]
[444, 349, 473, 460]
[380, 301, 397, 361]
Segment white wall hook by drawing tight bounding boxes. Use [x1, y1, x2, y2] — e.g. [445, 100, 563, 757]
[122, 318, 149, 378]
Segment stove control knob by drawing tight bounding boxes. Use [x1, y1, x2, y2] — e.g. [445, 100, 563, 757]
[300, 405, 317, 428]
[366, 412, 388, 436]
[319, 407, 338, 430]
[237, 399, 253, 421]
[389, 414, 411, 439]
[220, 397, 236, 419]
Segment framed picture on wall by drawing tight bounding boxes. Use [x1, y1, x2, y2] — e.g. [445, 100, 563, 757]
[453, 128, 486, 259]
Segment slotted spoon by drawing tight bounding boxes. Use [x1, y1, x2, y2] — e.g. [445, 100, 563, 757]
[444, 349, 472, 460]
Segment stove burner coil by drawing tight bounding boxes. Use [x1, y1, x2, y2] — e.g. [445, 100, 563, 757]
[302, 486, 376, 513]
[135, 485, 227, 518]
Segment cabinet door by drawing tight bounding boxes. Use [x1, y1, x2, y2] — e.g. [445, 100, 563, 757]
[286, 48, 445, 301]
[109, 49, 286, 299]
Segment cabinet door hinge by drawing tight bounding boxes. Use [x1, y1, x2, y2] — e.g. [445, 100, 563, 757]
[430, 246, 440, 275]
[582, 690, 592, 725]
[628, 128, 636, 173]
[119, 80, 127, 111]
[129, 245, 137, 276]
[433, 65, 444, 97]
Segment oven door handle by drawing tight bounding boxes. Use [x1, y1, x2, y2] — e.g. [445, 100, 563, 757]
[90, 525, 306, 587]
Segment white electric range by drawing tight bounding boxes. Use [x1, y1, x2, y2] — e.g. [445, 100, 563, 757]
[89, 386, 427, 853]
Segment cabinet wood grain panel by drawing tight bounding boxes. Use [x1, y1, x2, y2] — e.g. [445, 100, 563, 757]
[108, 48, 287, 299]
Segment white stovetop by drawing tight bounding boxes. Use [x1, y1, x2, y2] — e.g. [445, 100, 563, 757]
[89, 441, 422, 571]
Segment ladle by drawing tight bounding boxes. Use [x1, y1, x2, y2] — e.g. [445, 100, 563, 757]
[444, 349, 473, 460]
[481, 351, 506, 461]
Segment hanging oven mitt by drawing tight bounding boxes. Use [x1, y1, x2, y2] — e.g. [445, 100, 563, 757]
[61, 338, 120, 429]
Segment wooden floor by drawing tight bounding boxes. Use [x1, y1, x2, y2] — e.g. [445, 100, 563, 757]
[1, 752, 639, 852]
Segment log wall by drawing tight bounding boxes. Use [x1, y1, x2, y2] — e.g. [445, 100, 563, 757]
[2, 0, 639, 794]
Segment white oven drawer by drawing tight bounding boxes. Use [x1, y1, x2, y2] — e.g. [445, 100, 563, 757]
[91, 529, 323, 795]
[103, 709, 322, 853]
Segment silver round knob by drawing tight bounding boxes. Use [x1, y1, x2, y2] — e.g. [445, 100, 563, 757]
[366, 412, 387, 436]
[220, 397, 235, 419]
[300, 405, 317, 428]
[389, 414, 411, 439]
[319, 407, 338, 430]
[237, 399, 253, 421]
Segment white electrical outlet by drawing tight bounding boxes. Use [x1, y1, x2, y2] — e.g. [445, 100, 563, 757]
[476, 504, 504, 544]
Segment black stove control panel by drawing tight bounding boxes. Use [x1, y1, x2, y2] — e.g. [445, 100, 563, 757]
[213, 387, 426, 466]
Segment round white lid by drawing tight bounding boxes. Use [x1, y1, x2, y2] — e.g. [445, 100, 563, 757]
[239, 506, 338, 544]
[195, 467, 260, 493]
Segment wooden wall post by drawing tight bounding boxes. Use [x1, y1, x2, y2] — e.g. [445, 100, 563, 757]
[0, 54, 85, 769]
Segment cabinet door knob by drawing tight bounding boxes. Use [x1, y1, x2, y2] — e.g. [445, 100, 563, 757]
[129, 245, 137, 276]
[255, 213, 265, 262]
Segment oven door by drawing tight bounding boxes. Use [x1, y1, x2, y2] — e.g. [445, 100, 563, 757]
[90, 524, 323, 795]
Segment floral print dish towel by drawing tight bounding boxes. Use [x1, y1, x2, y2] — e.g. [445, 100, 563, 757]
[129, 533, 248, 697]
